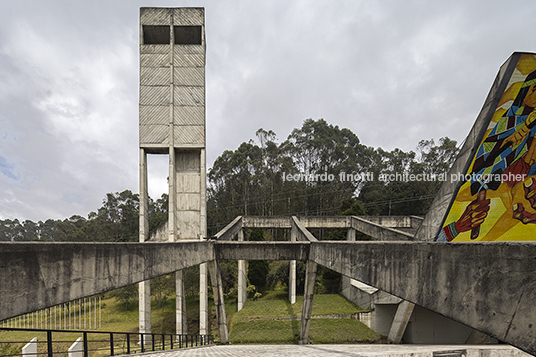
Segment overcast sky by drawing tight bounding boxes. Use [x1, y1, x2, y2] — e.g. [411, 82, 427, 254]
[1, 0, 535, 222]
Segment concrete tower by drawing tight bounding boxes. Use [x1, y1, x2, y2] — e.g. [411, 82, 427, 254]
[138, 7, 208, 337]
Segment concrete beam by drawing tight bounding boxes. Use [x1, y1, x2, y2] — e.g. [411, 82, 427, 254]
[296, 216, 350, 229]
[0, 241, 214, 320]
[350, 216, 414, 241]
[242, 216, 291, 229]
[309, 241, 536, 355]
[208, 260, 229, 343]
[387, 300, 415, 343]
[214, 216, 242, 241]
[215, 241, 310, 261]
[291, 216, 318, 242]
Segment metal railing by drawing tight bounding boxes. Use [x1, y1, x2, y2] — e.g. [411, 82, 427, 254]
[0, 327, 214, 357]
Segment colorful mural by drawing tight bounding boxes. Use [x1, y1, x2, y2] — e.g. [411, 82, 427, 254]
[439, 54, 536, 241]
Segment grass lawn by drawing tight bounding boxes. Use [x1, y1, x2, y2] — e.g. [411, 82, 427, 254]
[1, 287, 382, 352]
[228, 289, 381, 344]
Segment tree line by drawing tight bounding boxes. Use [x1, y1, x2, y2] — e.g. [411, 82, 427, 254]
[1, 118, 458, 243]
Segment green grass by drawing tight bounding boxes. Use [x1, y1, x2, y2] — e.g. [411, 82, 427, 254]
[1, 288, 381, 350]
[228, 291, 380, 344]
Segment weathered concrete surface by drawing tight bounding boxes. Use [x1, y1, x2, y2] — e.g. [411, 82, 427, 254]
[242, 216, 291, 228]
[208, 260, 229, 344]
[296, 216, 350, 228]
[299, 260, 318, 344]
[214, 241, 309, 261]
[291, 216, 318, 242]
[0, 241, 214, 321]
[310, 241, 536, 355]
[387, 300, 415, 343]
[214, 216, 242, 241]
[350, 216, 414, 241]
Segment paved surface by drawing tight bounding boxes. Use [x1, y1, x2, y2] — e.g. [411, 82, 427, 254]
[135, 344, 533, 357]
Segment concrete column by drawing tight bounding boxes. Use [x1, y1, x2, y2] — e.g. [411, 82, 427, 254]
[341, 228, 356, 293]
[299, 260, 318, 344]
[237, 229, 247, 311]
[199, 149, 208, 334]
[199, 263, 208, 335]
[289, 227, 297, 304]
[346, 228, 356, 241]
[138, 280, 151, 343]
[387, 300, 415, 343]
[208, 260, 229, 343]
[138, 148, 151, 342]
[176, 270, 187, 335]
[168, 148, 176, 242]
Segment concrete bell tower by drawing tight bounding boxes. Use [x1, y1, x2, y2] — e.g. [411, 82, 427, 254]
[138, 7, 208, 337]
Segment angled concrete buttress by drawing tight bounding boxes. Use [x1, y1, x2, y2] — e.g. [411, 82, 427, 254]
[208, 260, 229, 343]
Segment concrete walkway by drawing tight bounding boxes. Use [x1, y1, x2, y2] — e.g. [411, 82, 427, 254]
[136, 344, 533, 357]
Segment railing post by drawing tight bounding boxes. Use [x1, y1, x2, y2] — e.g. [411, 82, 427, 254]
[83, 332, 88, 357]
[152, 333, 155, 351]
[46, 331, 53, 357]
[141, 334, 145, 353]
[126, 334, 130, 355]
[110, 333, 114, 356]
[170, 335, 173, 350]
[161, 334, 164, 350]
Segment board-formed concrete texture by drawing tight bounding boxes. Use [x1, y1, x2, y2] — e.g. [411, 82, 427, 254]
[415, 52, 536, 242]
[138, 7, 208, 337]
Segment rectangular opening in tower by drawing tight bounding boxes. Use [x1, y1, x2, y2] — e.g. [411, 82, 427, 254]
[174, 26, 202, 45]
[143, 25, 170, 44]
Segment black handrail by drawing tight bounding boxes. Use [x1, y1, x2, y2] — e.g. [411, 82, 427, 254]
[0, 327, 214, 357]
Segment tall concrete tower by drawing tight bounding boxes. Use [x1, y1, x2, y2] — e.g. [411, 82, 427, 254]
[138, 7, 208, 337]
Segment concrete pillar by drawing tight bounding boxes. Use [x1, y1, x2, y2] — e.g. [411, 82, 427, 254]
[138, 148, 151, 342]
[289, 227, 297, 304]
[340, 228, 357, 292]
[237, 229, 247, 311]
[208, 260, 229, 343]
[199, 263, 208, 334]
[346, 228, 356, 241]
[299, 260, 318, 344]
[175, 270, 187, 335]
[138, 280, 151, 343]
[387, 300, 415, 343]
[199, 149, 208, 334]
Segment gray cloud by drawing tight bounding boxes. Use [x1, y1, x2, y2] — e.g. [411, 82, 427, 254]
[0, 0, 534, 221]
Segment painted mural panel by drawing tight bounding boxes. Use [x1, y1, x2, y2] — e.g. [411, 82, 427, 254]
[439, 54, 536, 241]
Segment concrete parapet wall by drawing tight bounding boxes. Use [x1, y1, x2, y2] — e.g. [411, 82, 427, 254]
[0, 241, 214, 321]
[310, 241, 536, 355]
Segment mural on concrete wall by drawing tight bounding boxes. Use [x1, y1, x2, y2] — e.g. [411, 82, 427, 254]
[439, 54, 536, 241]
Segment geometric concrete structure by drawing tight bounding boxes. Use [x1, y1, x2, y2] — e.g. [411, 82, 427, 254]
[3, 223, 536, 353]
[138, 7, 207, 337]
[416, 52, 536, 242]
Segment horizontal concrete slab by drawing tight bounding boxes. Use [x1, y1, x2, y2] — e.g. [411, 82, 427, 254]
[214, 241, 310, 261]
